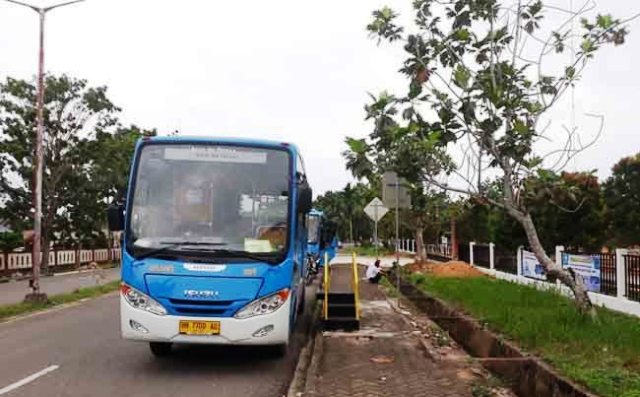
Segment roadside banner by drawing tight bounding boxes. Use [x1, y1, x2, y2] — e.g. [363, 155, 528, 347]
[521, 249, 546, 280]
[561, 253, 601, 292]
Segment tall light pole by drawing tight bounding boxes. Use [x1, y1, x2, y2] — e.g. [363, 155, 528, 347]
[394, 172, 400, 292]
[1, 0, 86, 301]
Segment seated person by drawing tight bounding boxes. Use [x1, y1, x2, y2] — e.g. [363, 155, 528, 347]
[366, 259, 385, 284]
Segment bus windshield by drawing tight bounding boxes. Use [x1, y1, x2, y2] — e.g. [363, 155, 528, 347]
[128, 143, 290, 258]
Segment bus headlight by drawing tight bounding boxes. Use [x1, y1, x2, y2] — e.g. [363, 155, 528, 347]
[234, 289, 290, 319]
[120, 283, 167, 316]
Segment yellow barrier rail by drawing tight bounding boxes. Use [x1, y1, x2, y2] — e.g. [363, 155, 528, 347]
[351, 252, 360, 320]
[323, 251, 329, 320]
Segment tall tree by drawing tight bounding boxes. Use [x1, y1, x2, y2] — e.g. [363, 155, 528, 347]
[344, 93, 453, 261]
[56, 125, 155, 248]
[457, 171, 605, 253]
[315, 183, 376, 244]
[0, 75, 151, 266]
[604, 153, 640, 247]
[528, 171, 605, 252]
[365, 1, 631, 312]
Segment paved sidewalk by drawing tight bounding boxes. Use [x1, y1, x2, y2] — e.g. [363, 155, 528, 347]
[303, 263, 513, 397]
[0, 266, 120, 306]
[332, 254, 413, 269]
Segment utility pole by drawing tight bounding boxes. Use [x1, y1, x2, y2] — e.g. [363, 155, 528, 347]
[1, 0, 86, 302]
[373, 218, 378, 259]
[364, 197, 388, 261]
[395, 173, 400, 292]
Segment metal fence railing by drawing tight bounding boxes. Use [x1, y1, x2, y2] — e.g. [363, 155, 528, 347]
[458, 243, 470, 263]
[384, 237, 640, 305]
[473, 244, 491, 268]
[598, 253, 617, 296]
[495, 254, 518, 274]
[425, 244, 452, 261]
[473, 244, 491, 269]
[625, 254, 640, 302]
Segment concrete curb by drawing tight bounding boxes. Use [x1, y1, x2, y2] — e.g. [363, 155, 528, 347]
[396, 275, 597, 397]
[292, 331, 323, 397]
[287, 301, 322, 397]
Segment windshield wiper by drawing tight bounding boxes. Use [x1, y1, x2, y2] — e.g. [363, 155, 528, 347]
[134, 241, 227, 260]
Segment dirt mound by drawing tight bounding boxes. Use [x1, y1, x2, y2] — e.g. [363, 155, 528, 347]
[408, 260, 484, 278]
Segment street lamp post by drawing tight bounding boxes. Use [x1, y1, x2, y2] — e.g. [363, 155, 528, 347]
[1, 0, 86, 302]
[394, 173, 400, 292]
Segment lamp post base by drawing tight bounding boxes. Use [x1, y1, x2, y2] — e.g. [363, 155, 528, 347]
[24, 292, 48, 304]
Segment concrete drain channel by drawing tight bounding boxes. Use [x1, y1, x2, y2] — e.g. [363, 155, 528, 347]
[396, 278, 596, 397]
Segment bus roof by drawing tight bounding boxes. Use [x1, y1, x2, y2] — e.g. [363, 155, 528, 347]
[140, 135, 299, 153]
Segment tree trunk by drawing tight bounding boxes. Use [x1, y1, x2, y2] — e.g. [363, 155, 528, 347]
[508, 206, 593, 314]
[41, 208, 56, 275]
[41, 232, 51, 276]
[414, 227, 426, 262]
[349, 218, 354, 244]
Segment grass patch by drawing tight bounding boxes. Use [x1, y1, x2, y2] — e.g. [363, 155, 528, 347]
[379, 275, 399, 298]
[408, 273, 640, 397]
[0, 280, 120, 322]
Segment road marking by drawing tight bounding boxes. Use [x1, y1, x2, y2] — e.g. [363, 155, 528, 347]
[0, 365, 59, 395]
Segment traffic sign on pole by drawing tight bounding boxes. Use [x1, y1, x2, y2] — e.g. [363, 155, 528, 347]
[364, 197, 388, 222]
[364, 198, 388, 259]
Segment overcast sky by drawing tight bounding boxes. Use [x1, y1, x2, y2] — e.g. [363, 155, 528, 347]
[1, 0, 639, 195]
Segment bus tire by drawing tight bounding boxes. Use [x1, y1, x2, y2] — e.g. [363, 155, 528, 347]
[149, 342, 172, 357]
[267, 343, 288, 358]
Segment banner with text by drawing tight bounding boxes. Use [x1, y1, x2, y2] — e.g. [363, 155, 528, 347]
[521, 249, 547, 280]
[561, 253, 601, 292]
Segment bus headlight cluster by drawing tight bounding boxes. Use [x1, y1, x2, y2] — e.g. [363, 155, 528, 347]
[234, 288, 290, 319]
[121, 283, 167, 316]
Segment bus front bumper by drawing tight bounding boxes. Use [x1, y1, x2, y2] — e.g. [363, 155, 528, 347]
[120, 296, 291, 345]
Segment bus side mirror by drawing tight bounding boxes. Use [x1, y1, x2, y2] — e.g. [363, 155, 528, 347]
[298, 186, 313, 214]
[107, 204, 125, 232]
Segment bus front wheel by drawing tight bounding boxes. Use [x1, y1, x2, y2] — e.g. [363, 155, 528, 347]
[267, 343, 288, 358]
[149, 342, 172, 357]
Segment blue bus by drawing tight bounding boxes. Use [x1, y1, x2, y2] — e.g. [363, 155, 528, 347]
[107, 136, 319, 357]
[306, 209, 323, 264]
[306, 209, 338, 272]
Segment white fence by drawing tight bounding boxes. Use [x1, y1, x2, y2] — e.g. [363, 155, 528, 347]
[471, 259, 640, 318]
[1, 248, 121, 272]
[399, 239, 640, 318]
[398, 239, 453, 259]
[464, 243, 640, 319]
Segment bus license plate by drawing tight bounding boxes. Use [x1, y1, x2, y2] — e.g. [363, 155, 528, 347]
[179, 320, 221, 335]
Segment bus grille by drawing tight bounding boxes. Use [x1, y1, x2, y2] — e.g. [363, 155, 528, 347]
[167, 298, 238, 317]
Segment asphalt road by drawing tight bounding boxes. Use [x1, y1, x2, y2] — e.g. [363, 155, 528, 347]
[0, 281, 318, 397]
